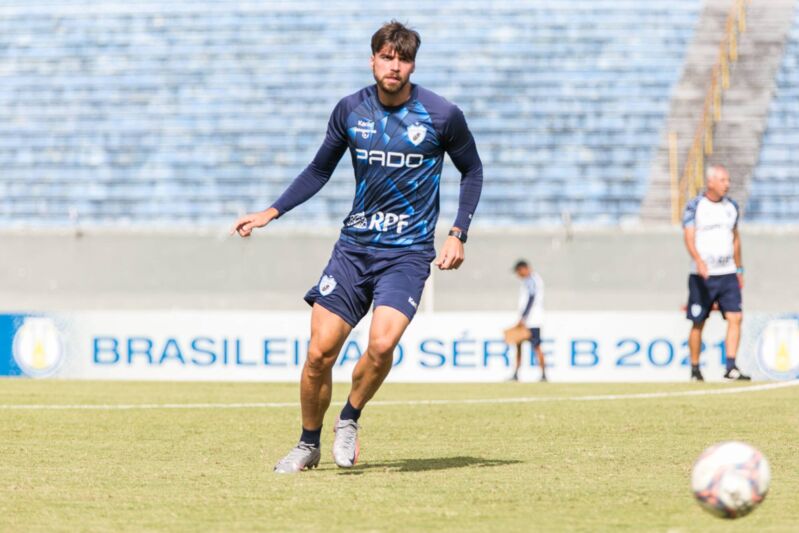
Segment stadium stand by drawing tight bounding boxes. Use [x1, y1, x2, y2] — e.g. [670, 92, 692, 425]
[747, 7, 799, 223]
[641, 0, 796, 224]
[0, 1, 700, 227]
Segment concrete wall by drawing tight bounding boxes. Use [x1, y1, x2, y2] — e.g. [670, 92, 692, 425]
[2, 226, 797, 314]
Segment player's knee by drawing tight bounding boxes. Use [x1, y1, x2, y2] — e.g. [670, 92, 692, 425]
[367, 335, 397, 363]
[305, 345, 336, 373]
[727, 313, 743, 325]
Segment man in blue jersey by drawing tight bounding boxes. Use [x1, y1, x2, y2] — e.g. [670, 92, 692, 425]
[231, 21, 483, 473]
[682, 165, 749, 382]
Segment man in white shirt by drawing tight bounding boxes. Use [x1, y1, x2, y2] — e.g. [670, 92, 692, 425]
[512, 260, 546, 382]
[682, 165, 749, 381]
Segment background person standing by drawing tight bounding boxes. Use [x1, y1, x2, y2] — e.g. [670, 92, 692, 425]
[682, 165, 749, 382]
[511, 260, 547, 382]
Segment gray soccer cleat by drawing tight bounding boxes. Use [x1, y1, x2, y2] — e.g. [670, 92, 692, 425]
[332, 418, 361, 468]
[273, 442, 321, 474]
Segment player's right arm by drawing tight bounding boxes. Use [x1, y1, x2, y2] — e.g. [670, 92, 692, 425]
[231, 207, 279, 237]
[230, 99, 350, 237]
[683, 227, 708, 279]
[682, 197, 708, 278]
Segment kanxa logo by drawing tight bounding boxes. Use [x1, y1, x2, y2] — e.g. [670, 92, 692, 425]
[353, 119, 376, 139]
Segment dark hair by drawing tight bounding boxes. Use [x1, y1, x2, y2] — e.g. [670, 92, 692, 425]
[371, 20, 421, 61]
[513, 260, 529, 270]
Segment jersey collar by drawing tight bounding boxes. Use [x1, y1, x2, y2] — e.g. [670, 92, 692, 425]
[373, 83, 418, 112]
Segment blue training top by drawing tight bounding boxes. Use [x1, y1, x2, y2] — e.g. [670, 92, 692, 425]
[271, 84, 483, 251]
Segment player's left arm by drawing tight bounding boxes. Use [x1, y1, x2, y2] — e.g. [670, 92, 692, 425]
[731, 199, 743, 288]
[435, 106, 483, 270]
[733, 227, 743, 289]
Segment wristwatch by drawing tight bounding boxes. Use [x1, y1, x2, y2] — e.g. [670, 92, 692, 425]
[448, 229, 467, 243]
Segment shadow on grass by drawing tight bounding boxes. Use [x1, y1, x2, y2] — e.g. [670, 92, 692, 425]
[338, 455, 522, 475]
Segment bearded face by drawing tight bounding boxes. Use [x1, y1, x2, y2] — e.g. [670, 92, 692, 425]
[371, 44, 415, 96]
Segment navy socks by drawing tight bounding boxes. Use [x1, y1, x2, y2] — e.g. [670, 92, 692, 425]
[339, 397, 362, 422]
[300, 427, 321, 448]
[300, 398, 361, 448]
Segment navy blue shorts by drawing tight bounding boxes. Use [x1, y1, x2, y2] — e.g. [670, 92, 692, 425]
[687, 274, 742, 323]
[304, 240, 435, 327]
[529, 328, 542, 348]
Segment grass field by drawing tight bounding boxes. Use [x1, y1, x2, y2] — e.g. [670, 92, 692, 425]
[1, 380, 797, 532]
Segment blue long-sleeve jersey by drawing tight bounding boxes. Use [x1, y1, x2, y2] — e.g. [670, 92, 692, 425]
[271, 84, 483, 251]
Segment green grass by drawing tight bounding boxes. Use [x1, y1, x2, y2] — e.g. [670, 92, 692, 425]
[0, 380, 797, 532]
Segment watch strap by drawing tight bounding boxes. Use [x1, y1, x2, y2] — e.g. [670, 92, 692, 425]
[448, 229, 467, 243]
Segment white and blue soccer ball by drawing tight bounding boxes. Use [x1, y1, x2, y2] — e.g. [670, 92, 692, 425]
[691, 441, 771, 519]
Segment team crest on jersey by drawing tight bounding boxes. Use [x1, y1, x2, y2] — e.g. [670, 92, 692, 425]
[319, 275, 337, 296]
[407, 123, 426, 146]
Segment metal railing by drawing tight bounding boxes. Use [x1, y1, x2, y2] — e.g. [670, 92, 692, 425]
[671, 0, 749, 223]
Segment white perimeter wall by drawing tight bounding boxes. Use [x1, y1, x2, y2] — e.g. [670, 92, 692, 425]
[6, 310, 798, 382]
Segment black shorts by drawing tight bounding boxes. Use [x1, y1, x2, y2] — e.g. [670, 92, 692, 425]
[529, 328, 542, 348]
[687, 274, 742, 323]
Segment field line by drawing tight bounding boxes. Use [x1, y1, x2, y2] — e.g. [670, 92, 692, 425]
[0, 380, 796, 411]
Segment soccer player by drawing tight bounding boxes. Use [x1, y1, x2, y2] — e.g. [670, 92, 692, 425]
[682, 165, 749, 381]
[231, 21, 483, 473]
[512, 260, 546, 382]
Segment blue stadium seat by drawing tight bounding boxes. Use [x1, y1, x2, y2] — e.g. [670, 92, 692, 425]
[0, 1, 700, 227]
[748, 7, 799, 223]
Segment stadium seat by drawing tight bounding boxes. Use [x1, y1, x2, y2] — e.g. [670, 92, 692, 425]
[748, 8, 799, 223]
[0, 1, 700, 227]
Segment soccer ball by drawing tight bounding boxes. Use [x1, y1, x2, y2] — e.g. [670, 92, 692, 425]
[691, 441, 771, 519]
